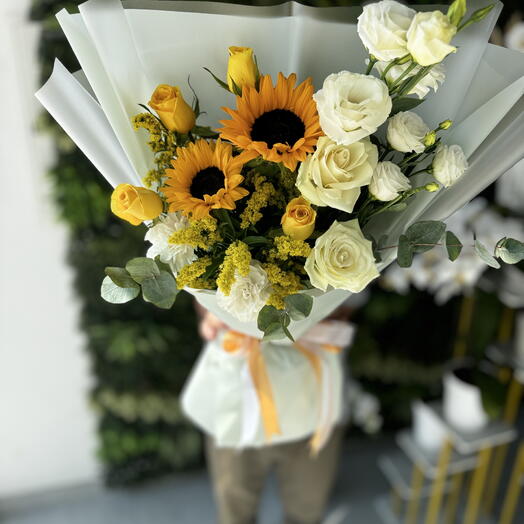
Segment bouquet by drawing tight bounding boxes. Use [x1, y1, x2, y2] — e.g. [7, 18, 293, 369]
[37, 0, 524, 448]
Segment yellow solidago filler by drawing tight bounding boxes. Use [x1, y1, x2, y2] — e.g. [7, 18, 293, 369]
[169, 216, 222, 250]
[133, 113, 162, 135]
[270, 235, 311, 261]
[240, 175, 276, 229]
[216, 241, 251, 296]
[263, 263, 303, 310]
[176, 257, 212, 289]
[143, 169, 163, 189]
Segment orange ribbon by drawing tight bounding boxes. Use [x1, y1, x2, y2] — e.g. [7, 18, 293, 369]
[223, 331, 281, 439]
[223, 330, 342, 452]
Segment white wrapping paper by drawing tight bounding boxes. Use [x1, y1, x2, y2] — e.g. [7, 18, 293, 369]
[181, 321, 355, 448]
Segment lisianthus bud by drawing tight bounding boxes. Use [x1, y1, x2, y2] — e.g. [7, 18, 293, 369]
[425, 182, 440, 192]
[227, 46, 259, 93]
[424, 131, 437, 147]
[439, 119, 453, 130]
[149, 85, 195, 133]
[281, 197, 316, 241]
[111, 184, 163, 225]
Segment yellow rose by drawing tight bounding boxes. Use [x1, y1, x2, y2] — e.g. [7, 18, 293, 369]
[227, 46, 258, 92]
[111, 184, 163, 226]
[148, 85, 195, 133]
[281, 197, 316, 241]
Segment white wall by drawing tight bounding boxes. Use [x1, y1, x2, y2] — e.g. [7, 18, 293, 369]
[0, 2, 100, 498]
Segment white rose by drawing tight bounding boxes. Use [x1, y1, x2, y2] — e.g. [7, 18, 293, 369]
[216, 263, 271, 322]
[432, 144, 468, 187]
[296, 137, 378, 213]
[145, 213, 196, 275]
[406, 11, 457, 66]
[387, 111, 429, 153]
[357, 0, 415, 61]
[374, 61, 445, 99]
[369, 161, 411, 201]
[305, 220, 379, 292]
[314, 71, 392, 146]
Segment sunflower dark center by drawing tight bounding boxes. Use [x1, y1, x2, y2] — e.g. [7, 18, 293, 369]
[250, 109, 305, 149]
[190, 167, 225, 200]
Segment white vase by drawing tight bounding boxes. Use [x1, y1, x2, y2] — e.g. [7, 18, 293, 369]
[443, 371, 488, 433]
[412, 400, 447, 453]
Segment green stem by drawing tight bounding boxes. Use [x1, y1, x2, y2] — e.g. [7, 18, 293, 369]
[365, 56, 378, 75]
[389, 62, 418, 95]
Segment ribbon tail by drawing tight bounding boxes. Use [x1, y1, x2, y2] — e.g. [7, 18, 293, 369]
[248, 342, 281, 440]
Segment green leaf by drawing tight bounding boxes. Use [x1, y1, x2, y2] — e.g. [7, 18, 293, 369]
[494, 237, 524, 264]
[474, 239, 500, 269]
[447, 0, 467, 26]
[141, 271, 179, 309]
[125, 257, 160, 284]
[262, 322, 286, 341]
[105, 267, 139, 289]
[101, 276, 139, 304]
[445, 231, 463, 261]
[192, 125, 219, 138]
[391, 97, 424, 115]
[284, 294, 313, 321]
[257, 305, 282, 332]
[386, 202, 408, 213]
[203, 67, 230, 92]
[282, 325, 295, 342]
[397, 234, 414, 268]
[243, 236, 271, 247]
[406, 220, 446, 253]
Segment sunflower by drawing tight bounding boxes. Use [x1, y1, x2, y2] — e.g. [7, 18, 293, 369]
[163, 139, 249, 219]
[218, 73, 322, 171]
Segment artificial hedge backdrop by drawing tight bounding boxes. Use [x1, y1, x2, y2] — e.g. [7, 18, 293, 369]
[30, 0, 517, 485]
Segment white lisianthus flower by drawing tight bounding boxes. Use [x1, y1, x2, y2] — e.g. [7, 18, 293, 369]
[387, 111, 430, 153]
[369, 161, 411, 201]
[432, 144, 468, 187]
[145, 213, 196, 275]
[357, 0, 415, 61]
[296, 137, 378, 213]
[305, 220, 379, 292]
[216, 263, 271, 322]
[374, 61, 445, 99]
[407, 11, 457, 66]
[314, 71, 392, 146]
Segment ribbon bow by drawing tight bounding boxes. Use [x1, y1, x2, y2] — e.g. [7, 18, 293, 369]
[222, 329, 342, 454]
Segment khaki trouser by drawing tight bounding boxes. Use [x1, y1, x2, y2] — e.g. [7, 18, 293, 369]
[205, 428, 344, 524]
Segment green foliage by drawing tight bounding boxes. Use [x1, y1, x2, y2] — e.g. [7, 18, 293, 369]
[31, 0, 202, 485]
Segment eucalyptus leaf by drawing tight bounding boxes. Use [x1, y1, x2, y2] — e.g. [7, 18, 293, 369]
[284, 294, 313, 321]
[495, 237, 524, 264]
[126, 257, 160, 284]
[262, 322, 286, 341]
[397, 234, 414, 268]
[445, 231, 463, 261]
[474, 240, 501, 269]
[105, 267, 139, 289]
[391, 97, 424, 115]
[406, 220, 446, 253]
[257, 305, 281, 332]
[141, 271, 179, 309]
[101, 276, 140, 304]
